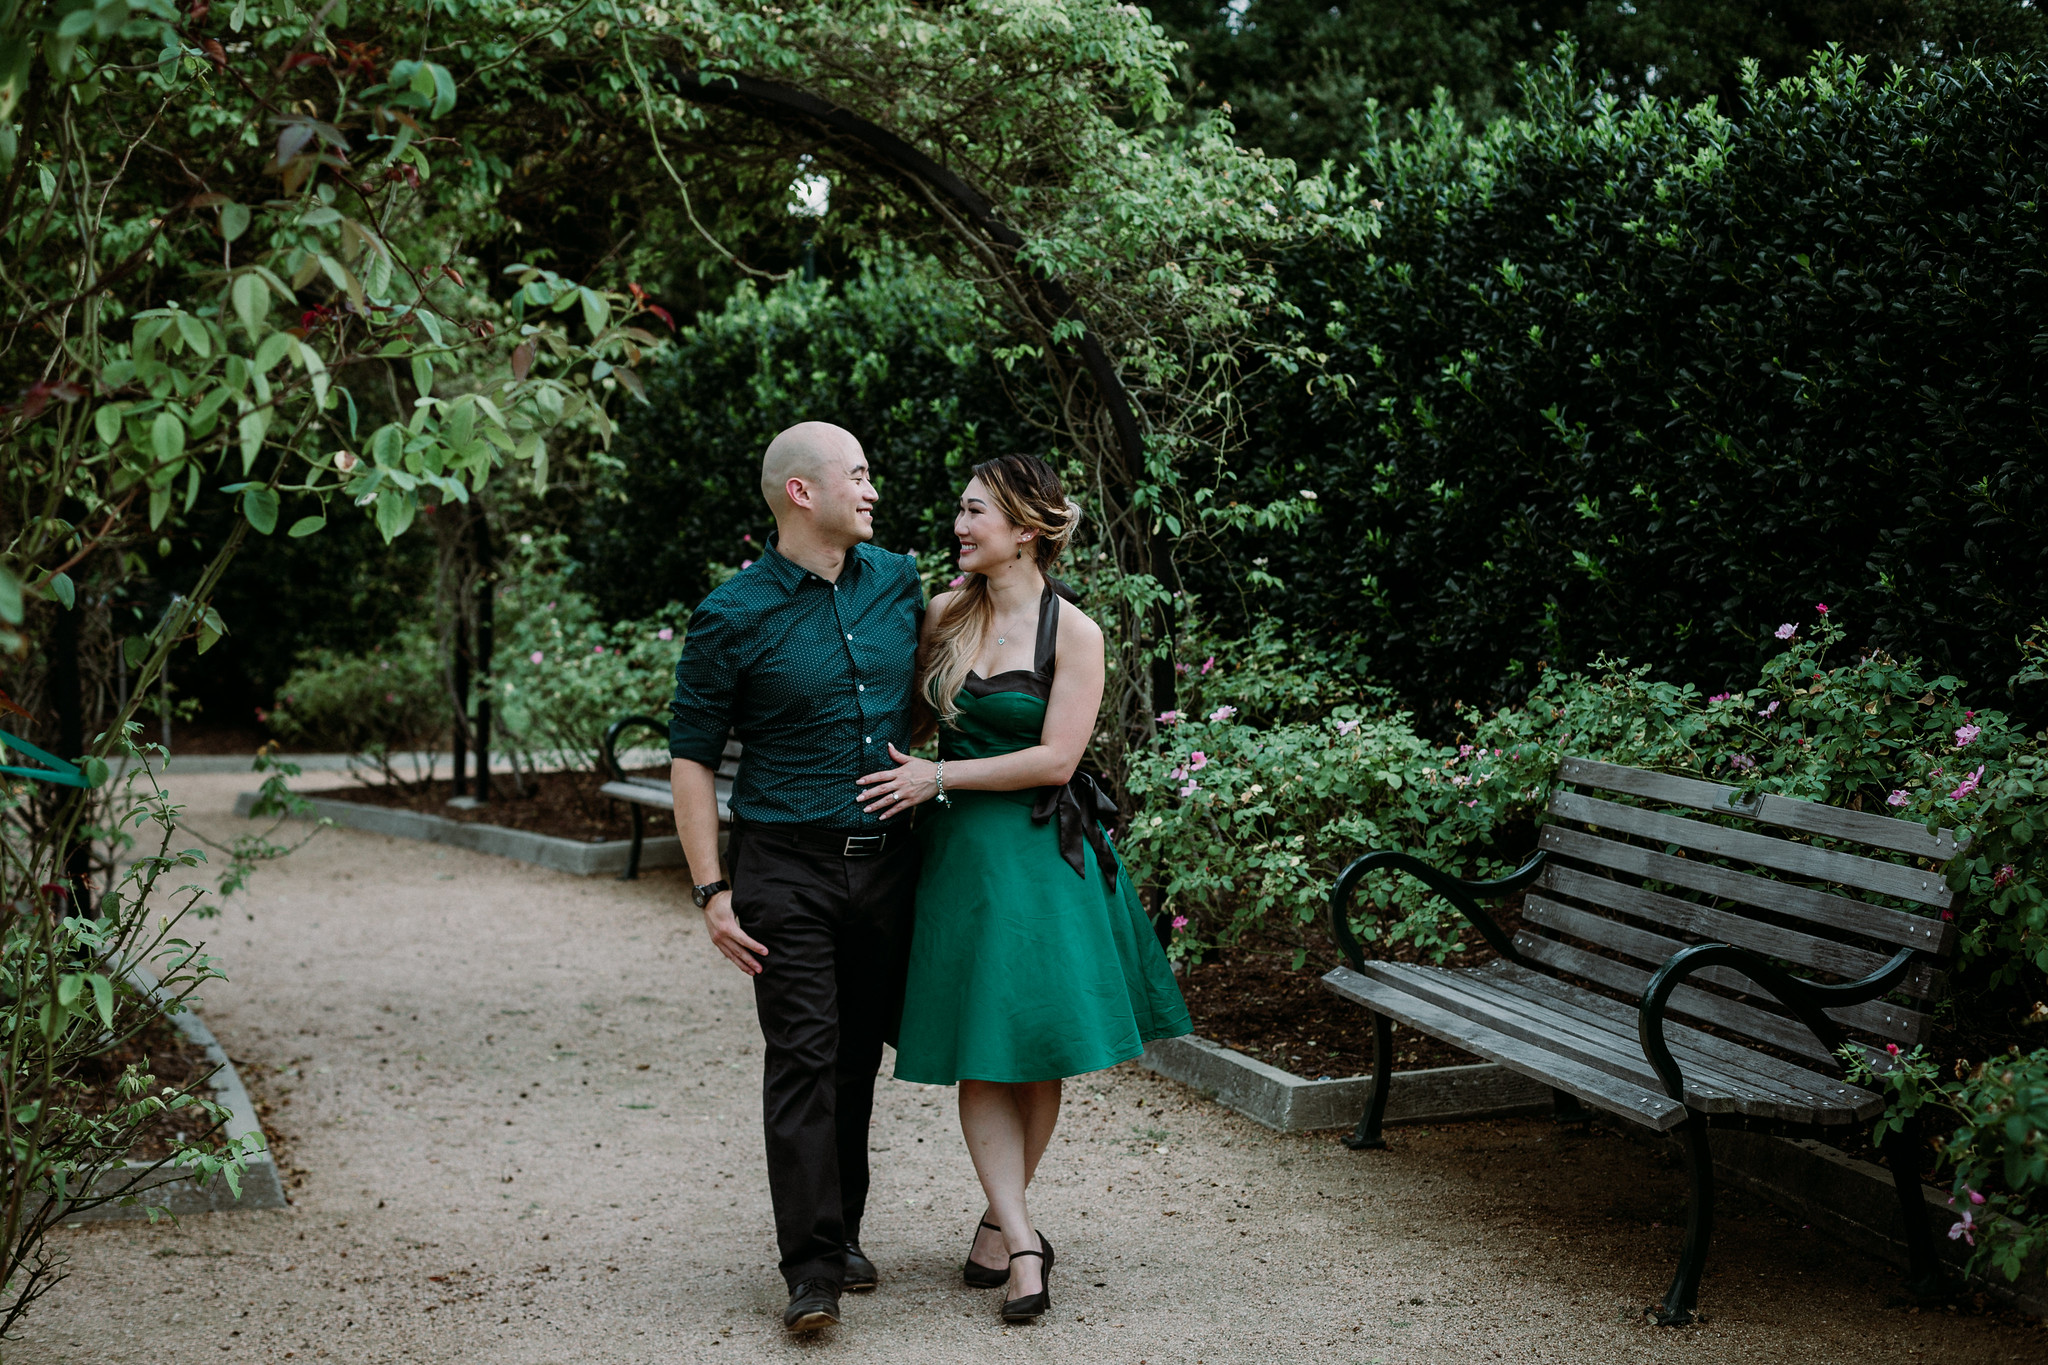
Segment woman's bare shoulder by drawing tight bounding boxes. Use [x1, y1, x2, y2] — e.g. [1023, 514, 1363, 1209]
[926, 589, 960, 617]
[1056, 599, 1105, 650]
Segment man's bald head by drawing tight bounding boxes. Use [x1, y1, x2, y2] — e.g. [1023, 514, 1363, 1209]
[761, 422, 859, 512]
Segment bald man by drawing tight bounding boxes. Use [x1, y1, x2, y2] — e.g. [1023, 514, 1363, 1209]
[666, 422, 924, 1333]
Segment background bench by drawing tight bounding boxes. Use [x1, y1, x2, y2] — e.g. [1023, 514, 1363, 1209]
[598, 715, 739, 880]
[1322, 754, 1962, 1324]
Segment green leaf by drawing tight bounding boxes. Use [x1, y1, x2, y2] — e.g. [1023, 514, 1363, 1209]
[93, 404, 122, 445]
[48, 571, 74, 610]
[232, 272, 268, 338]
[150, 411, 185, 463]
[174, 312, 210, 357]
[238, 408, 269, 471]
[411, 353, 433, 397]
[579, 287, 609, 338]
[242, 485, 279, 535]
[374, 488, 415, 542]
[253, 331, 294, 374]
[426, 61, 457, 117]
[0, 565, 21, 625]
[287, 515, 326, 538]
[197, 605, 227, 654]
[56, 974, 82, 1009]
[88, 974, 114, 1031]
[122, 635, 147, 668]
[219, 201, 250, 243]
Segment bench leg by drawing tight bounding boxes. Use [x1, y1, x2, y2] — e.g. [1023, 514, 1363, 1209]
[1551, 1088, 1591, 1126]
[620, 806, 645, 882]
[1655, 1110, 1715, 1325]
[1881, 1113, 1947, 1297]
[1343, 1011, 1394, 1152]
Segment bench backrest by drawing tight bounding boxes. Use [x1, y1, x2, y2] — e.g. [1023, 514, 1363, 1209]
[1521, 756, 1964, 1067]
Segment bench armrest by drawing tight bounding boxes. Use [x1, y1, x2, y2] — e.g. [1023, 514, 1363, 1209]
[601, 714, 670, 784]
[1327, 849, 1549, 972]
[1637, 942, 1918, 1100]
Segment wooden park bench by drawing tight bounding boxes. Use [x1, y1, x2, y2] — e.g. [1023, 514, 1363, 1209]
[597, 715, 739, 880]
[1322, 755, 1962, 1323]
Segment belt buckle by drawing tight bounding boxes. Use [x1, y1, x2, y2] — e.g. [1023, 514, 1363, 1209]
[843, 833, 884, 857]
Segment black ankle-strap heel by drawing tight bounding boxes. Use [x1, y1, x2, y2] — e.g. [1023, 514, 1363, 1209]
[999, 1239, 1051, 1323]
[962, 1220, 1008, 1288]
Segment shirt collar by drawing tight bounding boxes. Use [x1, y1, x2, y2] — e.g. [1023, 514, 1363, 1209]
[758, 533, 863, 595]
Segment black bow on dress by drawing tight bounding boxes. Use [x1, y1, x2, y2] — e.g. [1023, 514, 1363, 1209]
[1030, 770, 1122, 891]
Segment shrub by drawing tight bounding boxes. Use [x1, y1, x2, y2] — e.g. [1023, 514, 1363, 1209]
[1217, 46, 2048, 727]
[487, 537, 686, 775]
[1124, 608, 2047, 980]
[266, 628, 448, 783]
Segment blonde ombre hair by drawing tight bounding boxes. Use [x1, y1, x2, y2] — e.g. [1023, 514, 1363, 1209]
[918, 454, 1082, 728]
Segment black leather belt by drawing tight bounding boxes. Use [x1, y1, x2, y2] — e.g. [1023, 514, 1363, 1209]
[736, 817, 913, 858]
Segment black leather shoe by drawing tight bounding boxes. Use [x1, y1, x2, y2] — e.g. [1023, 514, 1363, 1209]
[963, 1220, 1008, 1288]
[783, 1279, 840, 1332]
[842, 1243, 879, 1293]
[999, 1241, 1051, 1323]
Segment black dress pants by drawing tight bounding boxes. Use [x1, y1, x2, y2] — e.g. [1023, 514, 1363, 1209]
[728, 820, 919, 1290]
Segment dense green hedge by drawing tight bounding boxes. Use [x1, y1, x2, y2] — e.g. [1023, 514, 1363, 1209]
[575, 263, 1040, 621]
[1220, 48, 2048, 723]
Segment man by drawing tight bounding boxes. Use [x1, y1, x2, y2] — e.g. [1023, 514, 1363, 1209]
[666, 421, 924, 1334]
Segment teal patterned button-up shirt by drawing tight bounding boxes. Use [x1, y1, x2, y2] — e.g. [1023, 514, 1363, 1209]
[668, 535, 924, 828]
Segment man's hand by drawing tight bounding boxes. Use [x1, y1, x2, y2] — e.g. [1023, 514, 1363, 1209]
[702, 891, 768, 975]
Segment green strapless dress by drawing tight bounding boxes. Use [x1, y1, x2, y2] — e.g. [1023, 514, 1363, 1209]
[892, 586, 1191, 1085]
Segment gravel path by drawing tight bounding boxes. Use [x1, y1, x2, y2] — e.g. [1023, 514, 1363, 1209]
[11, 773, 2041, 1364]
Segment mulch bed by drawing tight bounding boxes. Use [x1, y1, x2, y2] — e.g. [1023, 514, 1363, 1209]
[319, 767, 663, 843]
[70, 1011, 223, 1162]
[1177, 906, 1534, 1078]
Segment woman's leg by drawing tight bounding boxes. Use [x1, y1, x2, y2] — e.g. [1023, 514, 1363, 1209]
[960, 1080, 1052, 1296]
[966, 1080, 1062, 1273]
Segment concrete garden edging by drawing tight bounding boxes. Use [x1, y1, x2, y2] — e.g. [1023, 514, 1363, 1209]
[1140, 1033, 1554, 1131]
[61, 991, 284, 1223]
[233, 790, 688, 877]
[1144, 1032, 2047, 1316]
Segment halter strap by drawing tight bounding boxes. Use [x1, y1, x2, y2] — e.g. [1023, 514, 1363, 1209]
[1032, 582, 1060, 679]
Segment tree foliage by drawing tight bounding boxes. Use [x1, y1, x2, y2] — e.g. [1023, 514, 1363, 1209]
[1217, 46, 2048, 725]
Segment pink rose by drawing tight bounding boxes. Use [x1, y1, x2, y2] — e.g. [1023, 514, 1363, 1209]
[657, 627, 674, 642]
[1816, 602, 1830, 615]
[1200, 656, 1216, 675]
[1171, 915, 1189, 930]
[1949, 766, 1985, 801]
[1178, 780, 1199, 798]
[1707, 692, 1731, 704]
[1188, 752, 1208, 772]
[1775, 623, 1797, 640]
[1886, 789, 1907, 807]
[1157, 710, 1181, 725]
[593, 645, 606, 655]
[529, 651, 544, 664]
[1336, 719, 1360, 736]
[741, 559, 754, 570]
[948, 574, 966, 588]
[1954, 724, 1981, 748]
[1208, 705, 1237, 723]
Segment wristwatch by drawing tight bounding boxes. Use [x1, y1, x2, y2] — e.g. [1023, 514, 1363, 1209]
[692, 879, 731, 909]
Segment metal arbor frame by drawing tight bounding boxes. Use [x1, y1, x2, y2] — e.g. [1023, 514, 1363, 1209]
[659, 66, 1180, 773]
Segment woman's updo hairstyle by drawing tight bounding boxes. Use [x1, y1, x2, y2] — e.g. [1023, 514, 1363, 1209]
[914, 453, 1084, 731]
[970, 453, 1083, 569]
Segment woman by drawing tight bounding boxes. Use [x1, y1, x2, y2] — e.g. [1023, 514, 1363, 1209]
[855, 453, 1191, 1324]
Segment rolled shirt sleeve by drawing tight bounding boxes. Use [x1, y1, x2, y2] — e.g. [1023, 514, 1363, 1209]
[668, 597, 737, 768]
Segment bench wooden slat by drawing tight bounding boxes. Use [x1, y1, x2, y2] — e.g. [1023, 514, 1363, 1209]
[1548, 791, 1953, 909]
[1514, 931, 1837, 1064]
[598, 778, 733, 822]
[1560, 755, 1966, 861]
[1540, 825, 1952, 952]
[1321, 965, 1687, 1131]
[1535, 862, 1944, 998]
[1361, 963, 1867, 1123]
[1522, 895, 1929, 1044]
[1479, 962, 1881, 1118]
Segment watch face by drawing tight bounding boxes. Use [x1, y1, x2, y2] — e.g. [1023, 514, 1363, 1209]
[693, 886, 710, 908]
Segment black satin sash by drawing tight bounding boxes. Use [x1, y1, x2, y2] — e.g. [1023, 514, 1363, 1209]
[1031, 769, 1121, 890]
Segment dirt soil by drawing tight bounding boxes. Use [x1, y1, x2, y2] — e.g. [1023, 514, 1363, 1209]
[318, 767, 668, 843]
[13, 772, 2043, 1365]
[1181, 951, 1479, 1077]
[70, 1011, 221, 1161]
